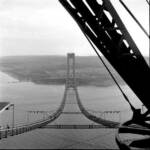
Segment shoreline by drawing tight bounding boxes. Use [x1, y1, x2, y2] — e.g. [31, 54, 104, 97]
[0, 70, 125, 87]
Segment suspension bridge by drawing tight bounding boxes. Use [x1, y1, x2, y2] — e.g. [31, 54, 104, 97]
[0, 0, 148, 148]
[0, 53, 126, 149]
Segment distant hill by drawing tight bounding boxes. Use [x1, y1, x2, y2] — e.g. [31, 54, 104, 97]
[0, 55, 149, 87]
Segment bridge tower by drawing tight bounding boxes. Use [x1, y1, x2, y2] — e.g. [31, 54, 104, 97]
[66, 53, 76, 89]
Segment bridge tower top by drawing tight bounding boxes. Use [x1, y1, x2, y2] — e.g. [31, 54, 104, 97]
[66, 53, 76, 88]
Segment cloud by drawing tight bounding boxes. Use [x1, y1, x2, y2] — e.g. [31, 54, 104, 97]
[0, 0, 58, 10]
[0, 0, 149, 56]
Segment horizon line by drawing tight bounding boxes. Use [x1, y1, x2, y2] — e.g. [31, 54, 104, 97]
[0, 54, 149, 58]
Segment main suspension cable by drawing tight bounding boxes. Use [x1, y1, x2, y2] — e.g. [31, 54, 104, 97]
[146, 0, 150, 5]
[72, 16, 136, 111]
[119, 0, 150, 39]
[84, 33, 136, 111]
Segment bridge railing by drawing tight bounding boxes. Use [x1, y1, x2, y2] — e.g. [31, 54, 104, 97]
[0, 88, 67, 140]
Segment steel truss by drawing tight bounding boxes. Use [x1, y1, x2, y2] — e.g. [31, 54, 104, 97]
[59, 0, 150, 149]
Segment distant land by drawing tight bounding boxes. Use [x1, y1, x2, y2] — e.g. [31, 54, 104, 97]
[0, 55, 149, 87]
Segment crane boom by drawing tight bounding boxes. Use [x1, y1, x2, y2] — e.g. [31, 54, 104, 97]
[59, 0, 150, 110]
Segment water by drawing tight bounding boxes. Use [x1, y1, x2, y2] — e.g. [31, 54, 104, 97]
[0, 71, 64, 127]
[0, 71, 143, 128]
[0, 71, 145, 149]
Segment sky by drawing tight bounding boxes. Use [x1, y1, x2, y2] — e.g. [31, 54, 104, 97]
[0, 0, 149, 56]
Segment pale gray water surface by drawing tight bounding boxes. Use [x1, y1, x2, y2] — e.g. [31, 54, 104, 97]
[0, 71, 142, 127]
[0, 71, 64, 127]
[0, 71, 144, 149]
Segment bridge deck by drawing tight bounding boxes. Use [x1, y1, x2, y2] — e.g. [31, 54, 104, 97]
[0, 54, 119, 149]
[50, 88, 100, 126]
[0, 127, 117, 149]
[0, 88, 118, 149]
[42, 124, 106, 129]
